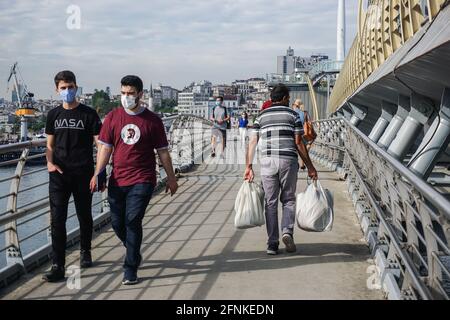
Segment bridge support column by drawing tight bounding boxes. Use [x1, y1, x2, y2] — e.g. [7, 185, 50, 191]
[387, 93, 434, 161]
[337, 104, 353, 121]
[378, 95, 410, 149]
[348, 103, 368, 126]
[368, 101, 397, 143]
[408, 88, 450, 179]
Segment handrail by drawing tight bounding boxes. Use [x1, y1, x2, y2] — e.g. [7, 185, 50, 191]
[0, 116, 180, 156]
[342, 118, 450, 218]
[345, 147, 433, 300]
[0, 139, 46, 155]
[311, 116, 449, 299]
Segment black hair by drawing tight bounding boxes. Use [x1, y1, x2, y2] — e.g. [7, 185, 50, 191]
[54, 70, 76, 87]
[216, 96, 224, 102]
[270, 84, 290, 103]
[121, 75, 143, 93]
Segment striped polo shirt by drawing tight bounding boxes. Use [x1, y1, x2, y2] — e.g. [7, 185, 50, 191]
[252, 104, 304, 160]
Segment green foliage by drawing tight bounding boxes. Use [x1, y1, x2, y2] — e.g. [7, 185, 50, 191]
[156, 99, 177, 113]
[29, 115, 46, 133]
[92, 89, 117, 117]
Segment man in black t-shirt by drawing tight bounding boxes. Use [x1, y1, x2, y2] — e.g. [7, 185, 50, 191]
[43, 70, 102, 282]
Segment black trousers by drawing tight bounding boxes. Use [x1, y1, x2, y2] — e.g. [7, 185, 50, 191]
[49, 169, 93, 267]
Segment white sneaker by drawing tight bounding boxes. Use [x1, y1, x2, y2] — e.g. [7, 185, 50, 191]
[122, 278, 139, 285]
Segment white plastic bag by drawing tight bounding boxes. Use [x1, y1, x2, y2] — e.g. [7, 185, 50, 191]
[234, 181, 265, 229]
[296, 180, 334, 232]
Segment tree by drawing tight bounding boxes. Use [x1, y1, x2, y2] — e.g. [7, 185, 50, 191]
[157, 99, 177, 113]
[92, 89, 117, 117]
[29, 115, 46, 133]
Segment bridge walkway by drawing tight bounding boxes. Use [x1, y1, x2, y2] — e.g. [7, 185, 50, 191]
[0, 160, 382, 300]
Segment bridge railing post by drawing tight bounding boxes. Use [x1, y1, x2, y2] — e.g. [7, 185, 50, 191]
[5, 149, 29, 270]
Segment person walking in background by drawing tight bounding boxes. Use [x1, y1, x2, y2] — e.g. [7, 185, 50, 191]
[292, 99, 313, 170]
[90, 75, 178, 285]
[244, 84, 318, 255]
[210, 96, 230, 158]
[238, 111, 249, 148]
[43, 70, 102, 282]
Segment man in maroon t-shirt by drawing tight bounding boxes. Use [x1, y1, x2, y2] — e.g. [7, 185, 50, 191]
[90, 75, 178, 285]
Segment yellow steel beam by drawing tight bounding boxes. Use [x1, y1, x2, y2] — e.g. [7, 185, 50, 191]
[329, 0, 448, 113]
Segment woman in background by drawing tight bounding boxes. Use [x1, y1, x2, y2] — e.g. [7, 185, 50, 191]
[292, 99, 313, 170]
[238, 111, 249, 148]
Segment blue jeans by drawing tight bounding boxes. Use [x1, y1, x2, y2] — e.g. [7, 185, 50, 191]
[108, 183, 154, 278]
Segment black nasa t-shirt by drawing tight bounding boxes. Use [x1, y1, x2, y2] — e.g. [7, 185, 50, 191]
[45, 104, 102, 174]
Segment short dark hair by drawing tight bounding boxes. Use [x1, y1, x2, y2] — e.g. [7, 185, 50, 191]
[216, 96, 224, 102]
[270, 84, 290, 102]
[54, 70, 76, 87]
[121, 75, 143, 93]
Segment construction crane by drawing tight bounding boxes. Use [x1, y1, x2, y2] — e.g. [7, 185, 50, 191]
[7, 62, 36, 141]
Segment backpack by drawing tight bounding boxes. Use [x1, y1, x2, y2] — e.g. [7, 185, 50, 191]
[302, 111, 316, 142]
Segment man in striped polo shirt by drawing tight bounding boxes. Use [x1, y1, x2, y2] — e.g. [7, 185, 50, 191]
[244, 84, 318, 255]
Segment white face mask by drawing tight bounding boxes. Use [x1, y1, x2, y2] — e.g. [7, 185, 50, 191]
[121, 94, 138, 110]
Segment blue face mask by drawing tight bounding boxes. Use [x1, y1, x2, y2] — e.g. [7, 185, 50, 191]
[215, 101, 221, 106]
[60, 88, 77, 103]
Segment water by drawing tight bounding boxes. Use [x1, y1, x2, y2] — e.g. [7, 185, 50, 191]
[0, 165, 104, 269]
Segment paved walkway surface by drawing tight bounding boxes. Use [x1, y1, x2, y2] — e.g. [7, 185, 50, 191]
[0, 157, 383, 300]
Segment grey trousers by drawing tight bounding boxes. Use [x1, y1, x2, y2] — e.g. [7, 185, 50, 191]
[260, 158, 299, 246]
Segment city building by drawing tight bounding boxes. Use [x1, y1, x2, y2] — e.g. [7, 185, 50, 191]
[231, 80, 252, 97]
[247, 78, 268, 92]
[277, 47, 329, 75]
[0, 112, 14, 125]
[157, 85, 179, 101]
[76, 87, 83, 98]
[177, 92, 209, 118]
[152, 89, 162, 108]
[212, 85, 235, 98]
[277, 46, 296, 75]
[192, 80, 212, 97]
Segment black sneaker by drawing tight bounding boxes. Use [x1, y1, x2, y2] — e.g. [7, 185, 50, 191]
[80, 250, 93, 268]
[282, 233, 297, 253]
[42, 265, 65, 282]
[211, 151, 216, 158]
[266, 244, 279, 255]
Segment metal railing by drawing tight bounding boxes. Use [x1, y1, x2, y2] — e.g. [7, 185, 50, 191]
[310, 118, 450, 300]
[0, 115, 213, 288]
[267, 73, 309, 85]
[308, 60, 343, 82]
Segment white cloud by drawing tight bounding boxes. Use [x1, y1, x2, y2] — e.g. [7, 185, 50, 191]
[0, 0, 358, 99]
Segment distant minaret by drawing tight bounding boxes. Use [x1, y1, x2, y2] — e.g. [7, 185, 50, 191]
[148, 83, 154, 112]
[337, 0, 346, 61]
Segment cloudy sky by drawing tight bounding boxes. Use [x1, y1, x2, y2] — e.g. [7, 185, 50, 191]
[0, 0, 358, 99]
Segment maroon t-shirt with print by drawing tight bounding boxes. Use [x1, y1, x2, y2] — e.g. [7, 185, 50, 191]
[98, 107, 169, 187]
